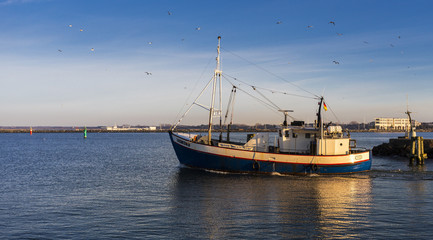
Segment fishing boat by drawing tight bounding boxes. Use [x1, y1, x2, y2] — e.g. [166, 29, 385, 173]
[169, 36, 372, 174]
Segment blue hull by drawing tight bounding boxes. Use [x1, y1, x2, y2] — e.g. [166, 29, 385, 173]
[169, 132, 372, 174]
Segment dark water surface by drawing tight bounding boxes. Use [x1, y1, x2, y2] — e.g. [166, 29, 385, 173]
[1, 132, 433, 239]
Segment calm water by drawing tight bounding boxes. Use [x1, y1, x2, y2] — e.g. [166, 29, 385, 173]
[1, 132, 433, 239]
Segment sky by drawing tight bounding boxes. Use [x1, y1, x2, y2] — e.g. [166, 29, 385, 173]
[1, 0, 433, 126]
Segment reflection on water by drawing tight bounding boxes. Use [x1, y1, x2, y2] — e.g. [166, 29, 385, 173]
[169, 168, 372, 239]
[3, 132, 433, 239]
[315, 176, 372, 239]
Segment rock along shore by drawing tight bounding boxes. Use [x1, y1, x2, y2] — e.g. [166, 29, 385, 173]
[372, 137, 433, 158]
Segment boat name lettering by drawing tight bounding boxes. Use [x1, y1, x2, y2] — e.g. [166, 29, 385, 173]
[177, 138, 190, 147]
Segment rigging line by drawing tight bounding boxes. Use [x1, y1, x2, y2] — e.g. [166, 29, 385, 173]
[326, 103, 342, 125]
[171, 56, 215, 126]
[171, 76, 215, 130]
[223, 77, 282, 116]
[252, 86, 281, 111]
[222, 75, 297, 120]
[236, 87, 281, 115]
[221, 47, 320, 98]
[222, 73, 318, 100]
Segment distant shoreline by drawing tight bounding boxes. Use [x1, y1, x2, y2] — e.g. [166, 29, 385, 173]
[1, 129, 432, 133]
[0, 129, 167, 133]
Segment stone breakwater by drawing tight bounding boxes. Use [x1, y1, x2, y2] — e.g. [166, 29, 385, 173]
[372, 138, 433, 158]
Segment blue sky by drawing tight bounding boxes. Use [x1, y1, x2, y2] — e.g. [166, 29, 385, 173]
[1, 0, 432, 126]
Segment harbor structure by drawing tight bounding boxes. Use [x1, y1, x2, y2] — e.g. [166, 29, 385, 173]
[373, 110, 429, 165]
[374, 117, 420, 131]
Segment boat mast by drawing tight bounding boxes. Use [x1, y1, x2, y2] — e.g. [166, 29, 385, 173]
[317, 97, 324, 155]
[405, 96, 415, 138]
[208, 36, 222, 144]
[226, 86, 237, 142]
[317, 97, 323, 129]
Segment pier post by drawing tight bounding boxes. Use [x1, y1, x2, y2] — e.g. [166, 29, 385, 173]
[417, 137, 427, 165]
[417, 137, 421, 165]
[420, 137, 425, 165]
[410, 136, 427, 165]
[410, 137, 416, 165]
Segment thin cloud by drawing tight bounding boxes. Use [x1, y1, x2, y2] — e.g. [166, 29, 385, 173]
[0, 0, 40, 6]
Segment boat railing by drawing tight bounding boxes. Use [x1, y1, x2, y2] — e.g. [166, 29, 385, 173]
[350, 148, 369, 153]
[218, 142, 254, 151]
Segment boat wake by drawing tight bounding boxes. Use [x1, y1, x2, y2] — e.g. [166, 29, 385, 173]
[270, 172, 283, 176]
[203, 169, 248, 175]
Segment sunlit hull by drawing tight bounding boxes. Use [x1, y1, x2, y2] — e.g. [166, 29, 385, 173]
[169, 132, 371, 174]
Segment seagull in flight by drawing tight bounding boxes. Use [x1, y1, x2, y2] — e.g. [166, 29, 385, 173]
[306, 25, 313, 28]
[336, 32, 343, 36]
[276, 21, 282, 24]
[328, 21, 335, 26]
[145, 72, 152, 75]
[168, 11, 172, 15]
[333, 60, 340, 64]
[196, 27, 201, 31]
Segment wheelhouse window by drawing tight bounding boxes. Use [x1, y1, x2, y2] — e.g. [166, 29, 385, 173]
[292, 133, 298, 138]
[285, 130, 290, 138]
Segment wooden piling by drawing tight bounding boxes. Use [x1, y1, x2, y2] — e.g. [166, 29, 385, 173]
[410, 137, 416, 165]
[409, 136, 427, 165]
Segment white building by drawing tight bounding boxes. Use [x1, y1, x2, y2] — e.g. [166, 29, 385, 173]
[105, 124, 144, 131]
[106, 124, 118, 131]
[374, 117, 420, 130]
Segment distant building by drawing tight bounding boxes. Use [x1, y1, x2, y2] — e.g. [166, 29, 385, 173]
[106, 124, 118, 131]
[105, 124, 144, 131]
[374, 117, 420, 130]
